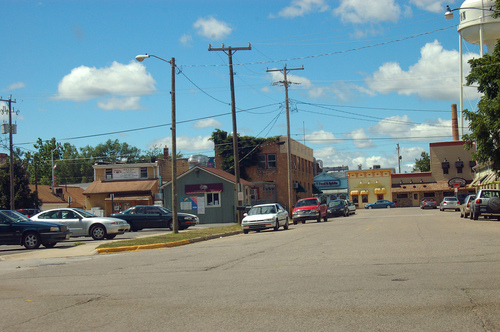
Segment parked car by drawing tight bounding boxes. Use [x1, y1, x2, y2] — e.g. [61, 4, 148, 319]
[327, 199, 349, 217]
[470, 189, 500, 220]
[31, 208, 130, 240]
[241, 203, 289, 234]
[420, 198, 438, 209]
[346, 200, 356, 215]
[0, 210, 71, 249]
[16, 208, 41, 218]
[292, 197, 328, 224]
[460, 195, 476, 218]
[439, 197, 460, 211]
[111, 205, 199, 231]
[364, 199, 396, 209]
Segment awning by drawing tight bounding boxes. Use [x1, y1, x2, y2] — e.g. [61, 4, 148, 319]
[374, 188, 386, 194]
[295, 182, 307, 193]
[360, 190, 369, 195]
[312, 184, 322, 195]
[185, 183, 223, 194]
[84, 179, 158, 195]
[321, 189, 348, 195]
[350, 190, 359, 195]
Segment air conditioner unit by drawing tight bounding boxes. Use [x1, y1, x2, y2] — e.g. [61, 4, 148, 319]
[293, 182, 299, 189]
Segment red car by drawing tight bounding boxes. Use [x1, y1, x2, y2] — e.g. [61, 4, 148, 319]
[420, 199, 437, 209]
[292, 197, 328, 224]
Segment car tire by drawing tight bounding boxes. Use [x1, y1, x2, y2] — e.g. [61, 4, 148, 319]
[293, 220, 297, 225]
[284, 218, 289, 230]
[43, 242, 57, 248]
[317, 215, 321, 222]
[460, 210, 463, 218]
[168, 221, 173, 231]
[243, 229, 249, 234]
[90, 224, 106, 240]
[473, 211, 479, 220]
[323, 215, 328, 222]
[23, 232, 41, 249]
[274, 220, 280, 231]
[368, 206, 373, 209]
[302, 220, 306, 224]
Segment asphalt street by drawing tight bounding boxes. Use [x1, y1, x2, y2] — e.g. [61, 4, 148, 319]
[0, 208, 499, 331]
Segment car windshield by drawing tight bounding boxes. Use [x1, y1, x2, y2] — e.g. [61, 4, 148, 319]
[329, 201, 343, 207]
[0, 210, 31, 223]
[72, 208, 97, 218]
[248, 206, 277, 215]
[296, 199, 317, 207]
[445, 197, 458, 201]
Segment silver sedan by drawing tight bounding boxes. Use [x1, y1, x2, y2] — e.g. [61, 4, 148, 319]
[439, 197, 461, 211]
[31, 208, 130, 240]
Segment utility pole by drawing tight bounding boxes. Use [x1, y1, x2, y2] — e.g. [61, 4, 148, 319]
[267, 65, 304, 216]
[1, 95, 17, 209]
[208, 43, 251, 223]
[397, 143, 402, 173]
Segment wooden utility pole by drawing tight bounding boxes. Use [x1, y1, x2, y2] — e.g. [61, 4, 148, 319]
[267, 65, 304, 215]
[1, 95, 16, 209]
[208, 43, 251, 223]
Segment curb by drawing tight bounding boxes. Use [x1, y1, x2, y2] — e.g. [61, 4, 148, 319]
[95, 230, 242, 254]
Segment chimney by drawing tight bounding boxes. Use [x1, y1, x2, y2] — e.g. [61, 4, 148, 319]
[451, 104, 459, 141]
[164, 146, 169, 160]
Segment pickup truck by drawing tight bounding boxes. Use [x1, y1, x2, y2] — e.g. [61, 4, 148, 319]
[470, 189, 500, 220]
[291, 197, 328, 224]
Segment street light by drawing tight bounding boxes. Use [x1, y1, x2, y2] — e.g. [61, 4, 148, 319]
[135, 54, 179, 234]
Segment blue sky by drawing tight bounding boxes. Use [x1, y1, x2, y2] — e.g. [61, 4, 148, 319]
[0, 0, 484, 173]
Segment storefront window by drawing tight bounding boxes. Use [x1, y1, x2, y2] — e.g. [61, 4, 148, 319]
[362, 195, 368, 203]
[206, 192, 221, 207]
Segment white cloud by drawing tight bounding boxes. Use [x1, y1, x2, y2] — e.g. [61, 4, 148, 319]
[305, 130, 339, 144]
[334, 0, 401, 24]
[366, 40, 480, 100]
[274, 0, 330, 18]
[193, 119, 222, 129]
[370, 115, 453, 141]
[54, 61, 155, 110]
[345, 128, 374, 149]
[148, 135, 214, 154]
[409, 0, 448, 13]
[193, 16, 232, 40]
[97, 97, 142, 111]
[7, 82, 25, 91]
[180, 34, 193, 46]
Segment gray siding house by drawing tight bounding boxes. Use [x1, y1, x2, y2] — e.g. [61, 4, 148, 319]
[162, 166, 253, 224]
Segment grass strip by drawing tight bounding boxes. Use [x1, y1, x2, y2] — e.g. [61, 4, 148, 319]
[96, 224, 241, 249]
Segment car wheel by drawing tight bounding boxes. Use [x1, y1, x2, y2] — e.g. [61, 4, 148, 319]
[106, 234, 117, 240]
[302, 220, 306, 224]
[470, 211, 474, 220]
[293, 219, 298, 225]
[274, 220, 280, 231]
[168, 221, 173, 231]
[243, 229, 249, 234]
[368, 206, 373, 209]
[284, 218, 289, 230]
[440, 207, 444, 211]
[324, 215, 328, 222]
[23, 232, 41, 249]
[90, 224, 106, 240]
[473, 211, 479, 220]
[317, 215, 321, 222]
[43, 242, 57, 248]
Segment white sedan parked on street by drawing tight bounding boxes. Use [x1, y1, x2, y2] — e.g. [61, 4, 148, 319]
[242, 203, 289, 234]
[31, 208, 130, 240]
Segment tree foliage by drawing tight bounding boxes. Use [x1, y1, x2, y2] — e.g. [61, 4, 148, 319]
[414, 151, 430, 172]
[210, 129, 279, 179]
[0, 159, 40, 209]
[462, 42, 500, 172]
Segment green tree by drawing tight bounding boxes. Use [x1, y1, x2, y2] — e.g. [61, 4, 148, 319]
[81, 139, 141, 163]
[414, 152, 430, 172]
[0, 159, 40, 209]
[24, 138, 62, 185]
[462, 42, 500, 172]
[210, 129, 279, 179]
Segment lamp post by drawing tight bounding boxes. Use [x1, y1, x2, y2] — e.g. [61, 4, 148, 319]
[135, 54, 179, 234]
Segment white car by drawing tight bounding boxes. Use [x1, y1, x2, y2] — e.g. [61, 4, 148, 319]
[346, 200, 356, 215]
[242, 203, 289, 234]
[31, 208, 130, 240]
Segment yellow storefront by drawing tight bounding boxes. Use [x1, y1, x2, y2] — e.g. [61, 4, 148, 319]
[348, 169, 392, 209]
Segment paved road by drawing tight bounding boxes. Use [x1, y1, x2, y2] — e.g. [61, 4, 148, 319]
[0, 208, 498, 331]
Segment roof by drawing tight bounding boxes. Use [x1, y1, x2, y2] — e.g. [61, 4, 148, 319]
[29, 185, 86, 208]
[162, 166, 253, 188]
[83, 179, 158, 195]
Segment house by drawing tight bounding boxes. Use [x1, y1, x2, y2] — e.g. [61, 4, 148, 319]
[348, 168, 393, 208]
[314, 167, 349, 203]
[162, 166, 253, 224]
[83, 147, 190, 216]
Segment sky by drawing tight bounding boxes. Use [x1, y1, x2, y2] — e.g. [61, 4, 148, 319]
[0, 0, 486, 173]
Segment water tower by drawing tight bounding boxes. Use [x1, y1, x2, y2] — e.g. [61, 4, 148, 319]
[445, 0, 500, 136]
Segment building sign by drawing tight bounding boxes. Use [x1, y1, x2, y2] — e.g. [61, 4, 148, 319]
[315, 180, 340, 188]
[185, 183, 223, 194]
[448, 177, 466, 188]
[113, 168, 140, 180]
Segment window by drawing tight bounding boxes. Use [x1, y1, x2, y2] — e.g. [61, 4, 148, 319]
[141, 167, 148, 178]
[443, 168, 449, 175]
[397, 194, 408, 199]
[257, 154, 276, 169]
[206, 192, 221, 207]
[362, 195, 368, 203]
[423, 193, 435, 198]
[352, 196, 359, 204]
[106, 169, 112, 179]
[377, 194, 384, 200]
